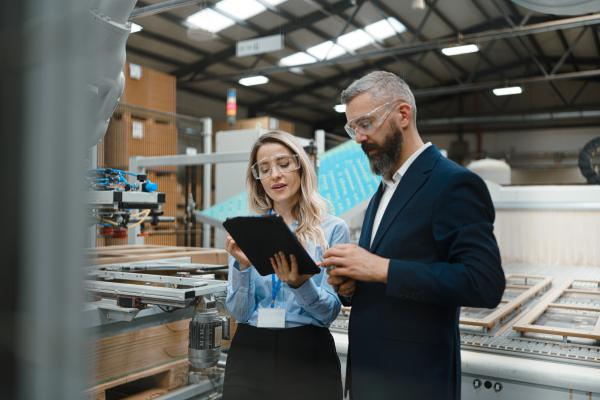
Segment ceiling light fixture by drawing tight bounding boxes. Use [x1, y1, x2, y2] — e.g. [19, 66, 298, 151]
[130, 23, 143, 33]
[441, 44, 479, 56]
[187, 8, 235, 32]
[412, 0, 426, 10]
[334, 104, 346, 113]
[239, 75, 269, 86]
[279, 52, 317, 67]
[307, 41, 347, 60]
[364, 18, 406, 41]
[493, 86, 523, 96]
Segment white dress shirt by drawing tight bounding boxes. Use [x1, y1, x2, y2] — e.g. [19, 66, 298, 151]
[370, 142, 432, 247]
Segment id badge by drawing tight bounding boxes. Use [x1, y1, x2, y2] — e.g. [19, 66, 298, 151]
[257, 307, 286, 328]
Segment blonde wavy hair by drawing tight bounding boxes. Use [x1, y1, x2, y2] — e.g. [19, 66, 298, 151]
[246, 130, 330, 252]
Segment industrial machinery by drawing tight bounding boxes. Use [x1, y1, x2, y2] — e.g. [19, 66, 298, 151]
[81, 2, 230, 397]
[84, 258, 231, 385]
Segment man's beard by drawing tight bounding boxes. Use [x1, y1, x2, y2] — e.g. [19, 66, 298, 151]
[361, 120, 403, 176]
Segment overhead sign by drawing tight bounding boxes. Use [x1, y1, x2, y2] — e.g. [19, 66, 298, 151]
[236, 34, 284, 58]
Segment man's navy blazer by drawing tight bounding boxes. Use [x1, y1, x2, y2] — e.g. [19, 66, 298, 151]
[345, 145, 505, 400]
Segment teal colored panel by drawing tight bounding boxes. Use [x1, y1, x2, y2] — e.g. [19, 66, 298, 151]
[199, 140, 381, 220]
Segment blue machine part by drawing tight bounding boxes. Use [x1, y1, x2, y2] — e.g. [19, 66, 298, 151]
[198, 140, 381, 221]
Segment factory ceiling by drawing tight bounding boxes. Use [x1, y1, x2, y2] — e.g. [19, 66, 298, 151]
[126, 0, 600, 136]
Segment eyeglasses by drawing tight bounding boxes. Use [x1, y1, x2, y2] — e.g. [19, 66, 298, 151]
[251, 154, 301, 180]
[344, 100, 403, 139]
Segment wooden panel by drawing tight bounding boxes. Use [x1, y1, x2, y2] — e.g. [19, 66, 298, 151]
[86, 320, 189, 384]
[86, 245, 228, 266]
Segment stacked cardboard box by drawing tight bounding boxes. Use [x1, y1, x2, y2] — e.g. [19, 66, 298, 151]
[120, 63, 176, 113]
[214, 116, 294, 135]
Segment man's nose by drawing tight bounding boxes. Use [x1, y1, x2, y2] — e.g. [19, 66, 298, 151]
[355, 131, 368, 144]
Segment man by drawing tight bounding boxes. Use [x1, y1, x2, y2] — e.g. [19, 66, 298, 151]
[322, 71, 505, 400]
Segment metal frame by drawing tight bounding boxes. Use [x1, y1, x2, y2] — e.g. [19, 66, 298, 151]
[513, 278, 600, 342]
[128, 149, 251, 247]
[186, 14, 600, 82]
[460, 274, 554, 330]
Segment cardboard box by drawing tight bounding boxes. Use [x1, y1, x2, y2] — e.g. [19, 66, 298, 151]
[120, 63, 176, 113]
[214, 116, 294, 135]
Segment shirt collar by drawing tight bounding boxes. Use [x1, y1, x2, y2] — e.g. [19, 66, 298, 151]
[381, 142, 432, 187]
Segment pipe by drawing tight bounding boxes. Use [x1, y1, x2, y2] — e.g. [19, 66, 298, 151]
[187, 14, 600, 82]
[129, 0, 201, 20]
[202, 118, 213, 248]
[418, 109, 600, 126]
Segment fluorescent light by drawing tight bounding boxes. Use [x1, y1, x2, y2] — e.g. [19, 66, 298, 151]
[307, 41, 346, 60]
[364, 18, 406, 41]
[279, 52, 317, 66]
[493, 86, 523, 96]
[441, 44, 479, 56]
[215, 0, 265, 21]
[130, 23, 143, 33]
[187, 8, 235, 32]
[239, 75, 269, 86]
[334, 104, 346, 113]
[412, 0, 426, 10]
[338, 30, 374, 51]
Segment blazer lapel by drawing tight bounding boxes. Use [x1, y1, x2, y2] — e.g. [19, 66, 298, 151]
[369, 145, 441, 253]
[358, 182, 384, 250]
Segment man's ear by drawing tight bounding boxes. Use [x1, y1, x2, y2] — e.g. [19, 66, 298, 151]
[397, 103, 412, 129]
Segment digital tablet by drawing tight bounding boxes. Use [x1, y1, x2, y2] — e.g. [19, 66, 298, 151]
[223, 214, 320, 277]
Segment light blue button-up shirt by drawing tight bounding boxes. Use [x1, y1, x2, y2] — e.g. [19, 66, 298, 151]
[226, 214, 350, 328]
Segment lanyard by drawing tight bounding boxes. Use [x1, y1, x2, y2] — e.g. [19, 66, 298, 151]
[268, 208, 282, 308]
[271, 273, 281, 308]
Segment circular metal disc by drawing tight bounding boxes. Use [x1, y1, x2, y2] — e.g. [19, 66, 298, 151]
[512, 0, 600, 15]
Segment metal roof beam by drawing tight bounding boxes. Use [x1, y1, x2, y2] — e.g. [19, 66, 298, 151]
[184, 13, 600, 82]
[173, 0, 358, 79]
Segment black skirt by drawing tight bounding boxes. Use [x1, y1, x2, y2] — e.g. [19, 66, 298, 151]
[222, 323, 343, 400]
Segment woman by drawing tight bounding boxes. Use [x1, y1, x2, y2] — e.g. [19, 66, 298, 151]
[223, 130, 349, 400]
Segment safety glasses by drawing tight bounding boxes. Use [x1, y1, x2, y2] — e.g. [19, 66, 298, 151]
[251, 154, 301, 180]
[344, 100, 402, 139]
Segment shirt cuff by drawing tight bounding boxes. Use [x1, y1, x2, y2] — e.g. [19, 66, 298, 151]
[288, 278, 319, 305]
[230, 263, 251, 290]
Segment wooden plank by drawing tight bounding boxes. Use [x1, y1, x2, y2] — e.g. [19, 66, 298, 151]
[564, 289, 600, 295]
[84, 358, 188, 400]
[86, 245, 228, 266]
[547, 303, 600, 312]
[594, 314, 600, 335]
[515, 324, 600, 341]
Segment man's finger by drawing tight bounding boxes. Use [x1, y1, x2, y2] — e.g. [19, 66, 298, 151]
[321, 256, 348, 269]
[339, 278, 356, 293]
[322, 244, 352, 259]
[327, 275, 346, 285]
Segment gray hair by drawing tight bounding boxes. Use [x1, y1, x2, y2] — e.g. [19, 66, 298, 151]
[340, 71, 417, 124]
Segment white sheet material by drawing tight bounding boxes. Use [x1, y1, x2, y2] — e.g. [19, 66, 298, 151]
[494, 210, 600, 267]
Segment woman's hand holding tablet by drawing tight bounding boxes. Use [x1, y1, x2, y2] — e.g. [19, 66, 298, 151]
[225, 234, 251, 271]
[271, 252, 314, 288]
